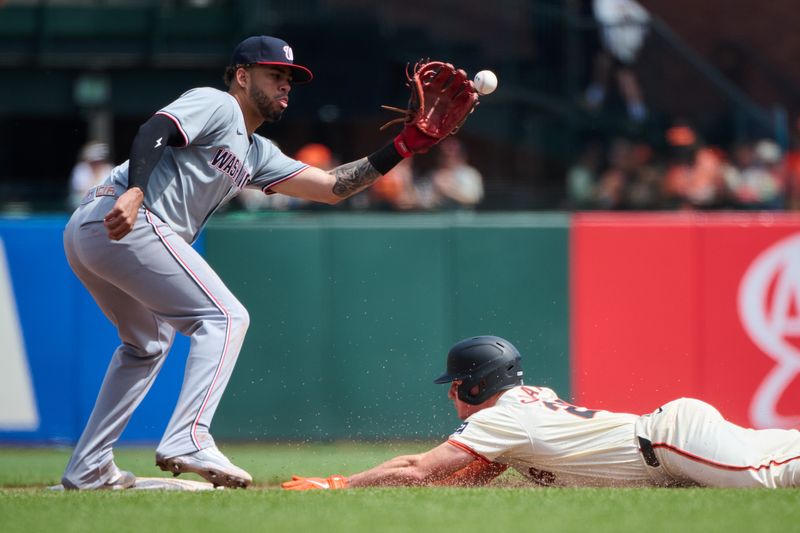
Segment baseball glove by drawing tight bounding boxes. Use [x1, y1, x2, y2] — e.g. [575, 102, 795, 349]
[382, 60, 479, 157]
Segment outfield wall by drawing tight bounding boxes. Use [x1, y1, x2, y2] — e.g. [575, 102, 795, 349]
[205, 213, 570, 439]
[0, 212, 570, 443]
[3, 211, 799, 444]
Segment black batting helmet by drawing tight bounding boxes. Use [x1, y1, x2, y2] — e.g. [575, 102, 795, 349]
[434, 335, 524, 405]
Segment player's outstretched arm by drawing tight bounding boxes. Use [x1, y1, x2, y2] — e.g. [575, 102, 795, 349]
[268, 156, 385, 204]
[268, 130, 420, 203]
[348, 442, 475, 487]
[282, 441, 479, 490]
[432, 458, 508, 487]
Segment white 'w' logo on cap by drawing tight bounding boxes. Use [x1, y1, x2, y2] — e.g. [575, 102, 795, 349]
[283, 46, 294, 61]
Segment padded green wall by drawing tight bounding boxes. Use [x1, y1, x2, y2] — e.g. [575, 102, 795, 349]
[206, 213, 569, 440]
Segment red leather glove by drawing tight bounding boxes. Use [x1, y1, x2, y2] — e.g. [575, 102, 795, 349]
[281, 474, 349, 491]
[382, 61, 479, 158]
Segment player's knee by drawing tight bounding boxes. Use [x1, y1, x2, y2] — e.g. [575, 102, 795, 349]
[228, 302, 250, 334]
[117, 342, 167, 360]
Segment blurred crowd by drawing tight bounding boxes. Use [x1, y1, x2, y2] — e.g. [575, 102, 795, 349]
[566, 123, 799, 211]
[54, 0, 799, 215]
[71, 128, 800, 214]
[567, 0, 800, 212]
[235, 137, 485, 213]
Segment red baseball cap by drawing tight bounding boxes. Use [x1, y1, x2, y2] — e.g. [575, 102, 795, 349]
[230, 36, 313, 83]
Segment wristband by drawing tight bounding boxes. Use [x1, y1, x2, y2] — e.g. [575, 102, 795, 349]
[367, 141, 406, 175]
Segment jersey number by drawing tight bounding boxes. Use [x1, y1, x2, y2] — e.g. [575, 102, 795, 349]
[519, 386, 598, 419]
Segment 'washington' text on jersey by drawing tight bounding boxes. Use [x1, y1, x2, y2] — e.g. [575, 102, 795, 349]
[209, 148, 251, 188]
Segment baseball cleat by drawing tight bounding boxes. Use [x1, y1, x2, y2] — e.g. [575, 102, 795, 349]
[60, 464, 136, 490]
[156, 446, 252, 488]
[103, 469, 137, 490]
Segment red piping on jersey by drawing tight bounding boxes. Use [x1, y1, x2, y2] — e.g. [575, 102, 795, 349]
[652, 442, 800, 471]
[447, 439, 492, 464]
[155, 111, 189, 147]
[145, 210, 231, 450]
[262, 165, 311, 195]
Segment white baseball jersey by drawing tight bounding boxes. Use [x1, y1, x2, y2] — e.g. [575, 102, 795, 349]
[449, 386, 651, 487]
[101, 87, 307, 243]
[448, 386, 800, 488]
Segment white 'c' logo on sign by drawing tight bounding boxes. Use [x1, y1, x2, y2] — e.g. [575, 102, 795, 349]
[283, 46, 294, 61]
[739, 233, 800, 428]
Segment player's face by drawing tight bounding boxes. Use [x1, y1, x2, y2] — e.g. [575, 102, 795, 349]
[247, 66, 293, 123]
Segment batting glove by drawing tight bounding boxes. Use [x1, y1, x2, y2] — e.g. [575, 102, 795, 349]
[281, 474, 349, 491]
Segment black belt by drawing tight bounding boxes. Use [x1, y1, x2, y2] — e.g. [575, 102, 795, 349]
[638, 436, 661, 467]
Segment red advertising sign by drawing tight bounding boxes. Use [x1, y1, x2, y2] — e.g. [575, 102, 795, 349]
[572, 212, 800, 428]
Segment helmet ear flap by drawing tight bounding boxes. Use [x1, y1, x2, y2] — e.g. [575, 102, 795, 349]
[456, 378, 480, 404]
[457, 380, 485, 404]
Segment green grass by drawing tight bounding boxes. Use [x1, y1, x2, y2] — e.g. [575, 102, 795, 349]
[0, 442, 429, 488]
[1, 444, 799, 533]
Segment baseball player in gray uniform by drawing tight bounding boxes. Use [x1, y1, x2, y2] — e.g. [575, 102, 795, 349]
[61, 35, 464, 490]
[283, 336, 800, 490]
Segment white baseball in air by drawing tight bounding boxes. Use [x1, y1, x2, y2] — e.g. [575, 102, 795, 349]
[473, 70, 498, 95]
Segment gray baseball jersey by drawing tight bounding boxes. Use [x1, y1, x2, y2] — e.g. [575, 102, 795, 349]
[97, 87, 307, 243]
[62, 86, 306, 489]
[449, 386, 800, 488]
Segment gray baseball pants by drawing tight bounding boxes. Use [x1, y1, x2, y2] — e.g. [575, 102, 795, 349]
[61, 193, 249, 489]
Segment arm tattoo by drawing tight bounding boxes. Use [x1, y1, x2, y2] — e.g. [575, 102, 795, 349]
[331, 157, 382, 198]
